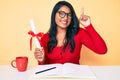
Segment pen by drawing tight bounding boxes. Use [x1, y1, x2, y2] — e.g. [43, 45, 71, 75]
[35, 67, 56, 74]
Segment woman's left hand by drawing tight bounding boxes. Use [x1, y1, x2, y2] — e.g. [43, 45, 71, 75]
[79, 8, 91, 27]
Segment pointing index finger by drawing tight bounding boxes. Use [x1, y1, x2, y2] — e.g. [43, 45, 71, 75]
[81, 7, 84, 16]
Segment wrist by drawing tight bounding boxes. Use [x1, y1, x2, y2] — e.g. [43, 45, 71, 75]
[38, 57, 45, 65]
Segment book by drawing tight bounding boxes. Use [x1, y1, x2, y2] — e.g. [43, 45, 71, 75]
[28, 63, 97, 80]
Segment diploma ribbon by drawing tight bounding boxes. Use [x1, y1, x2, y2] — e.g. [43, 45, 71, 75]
[28, 30, 44, 51]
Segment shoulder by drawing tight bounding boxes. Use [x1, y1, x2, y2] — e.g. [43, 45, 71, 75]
[77, 27, 85, 34]
[75, 25, 92, 38]
[77, 24, 94, 33]
[40, 32, 49, 46]
[41, 32, 49, 41]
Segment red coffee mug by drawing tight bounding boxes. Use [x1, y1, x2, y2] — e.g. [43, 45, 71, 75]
[11, 56, 28, 72]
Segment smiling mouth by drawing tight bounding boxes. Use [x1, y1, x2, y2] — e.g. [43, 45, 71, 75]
[61, 20, 68, 25]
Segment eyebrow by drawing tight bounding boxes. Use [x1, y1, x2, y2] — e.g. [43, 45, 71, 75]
[58, 10, 71, 14]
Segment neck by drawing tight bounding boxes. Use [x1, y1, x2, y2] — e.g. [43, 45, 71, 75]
[56, 27, 67, 46]
[57, 26, 67, 34]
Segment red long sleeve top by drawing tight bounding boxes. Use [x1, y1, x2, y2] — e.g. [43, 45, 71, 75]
[38, 24, 107, 65]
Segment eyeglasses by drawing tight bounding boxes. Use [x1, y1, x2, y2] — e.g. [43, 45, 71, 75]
[57, 11, 72, 19]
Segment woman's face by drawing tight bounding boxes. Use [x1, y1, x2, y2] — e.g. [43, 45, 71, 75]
[55, 5, 72, 29]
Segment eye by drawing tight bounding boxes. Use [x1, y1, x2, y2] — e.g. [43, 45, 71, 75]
[68, 13, 71, 17]
[58, 11, 65, 17]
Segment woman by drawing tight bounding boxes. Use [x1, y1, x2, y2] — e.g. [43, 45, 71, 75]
[34, 1, 107, 65]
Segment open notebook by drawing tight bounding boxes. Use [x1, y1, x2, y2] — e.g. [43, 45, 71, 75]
[28, 63, 97, 80]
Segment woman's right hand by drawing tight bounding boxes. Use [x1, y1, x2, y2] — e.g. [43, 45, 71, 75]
[34, 47, 44, 62]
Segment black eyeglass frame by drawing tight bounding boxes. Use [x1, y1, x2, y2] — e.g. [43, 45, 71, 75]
[57, 11, 72, 18]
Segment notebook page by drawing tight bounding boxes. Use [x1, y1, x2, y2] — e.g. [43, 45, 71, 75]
[62, 63, 97, 79]
[29, 64, 62, 77]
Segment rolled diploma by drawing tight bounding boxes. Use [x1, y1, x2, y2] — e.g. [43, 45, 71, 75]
[29, 19, 41, 49]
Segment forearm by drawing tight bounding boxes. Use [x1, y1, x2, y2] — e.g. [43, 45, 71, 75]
[84, 24, 107, 54]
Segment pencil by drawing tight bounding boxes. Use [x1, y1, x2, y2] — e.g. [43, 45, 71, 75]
[35, 67, 56, 74]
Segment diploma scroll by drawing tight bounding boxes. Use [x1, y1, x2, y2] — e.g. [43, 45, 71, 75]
[29, 19, 41, 49]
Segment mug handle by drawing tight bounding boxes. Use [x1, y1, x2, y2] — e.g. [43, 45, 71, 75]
[11, 60, 17, 68]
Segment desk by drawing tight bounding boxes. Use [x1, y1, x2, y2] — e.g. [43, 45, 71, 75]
[0, 65, 120, 80]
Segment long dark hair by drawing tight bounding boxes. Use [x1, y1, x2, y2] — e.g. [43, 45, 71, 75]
[47, 1, 79, 53]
